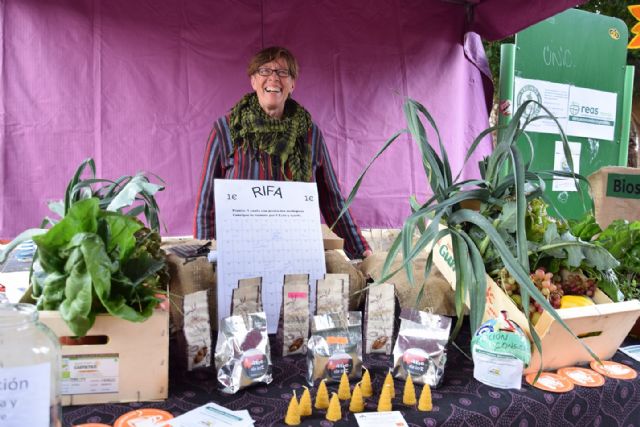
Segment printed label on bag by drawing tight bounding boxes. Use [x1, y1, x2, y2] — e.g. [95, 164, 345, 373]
[0, 363, 50, 426]
[401, 348, 430, 376]
[61, 354, 119, 395]
[325, 352, 353, 380]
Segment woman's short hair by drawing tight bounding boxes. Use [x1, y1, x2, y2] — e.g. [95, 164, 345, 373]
[247, 46, 298, 79]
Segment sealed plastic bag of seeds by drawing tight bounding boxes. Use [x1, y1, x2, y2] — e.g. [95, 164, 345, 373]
[215, 312, 272, 394]
[307, 311, 363, 386]
[392, 308, 451, 387]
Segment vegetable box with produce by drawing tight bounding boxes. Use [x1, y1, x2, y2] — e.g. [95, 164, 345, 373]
[0, 158, 169, 337]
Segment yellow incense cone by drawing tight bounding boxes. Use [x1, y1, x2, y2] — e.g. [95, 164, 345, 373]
[326, 392, 342, 422]
[338, 371, 351, 400]
[299, 386, 312, 416]
[377, 384, 393, 412]
[284, 391, 301, 426]
[418, 383, 433, 411]
[349, 383, 365, 413]
[361, 367, 373, 397]
[383, 370, 395, 398]
[314, 379, 330, 410]
[402, 375, 417, 406]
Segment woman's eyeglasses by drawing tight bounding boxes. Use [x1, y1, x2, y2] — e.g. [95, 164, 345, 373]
[257, 67, 291, 78]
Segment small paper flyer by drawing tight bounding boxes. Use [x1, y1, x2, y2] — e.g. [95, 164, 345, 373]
[354, 411, 408, 427]
[552, 141, 581, 192]
[620, 345, 640, 363]
[166, 402, 254, 426]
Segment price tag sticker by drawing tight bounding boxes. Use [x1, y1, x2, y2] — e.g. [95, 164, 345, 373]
[61, 354, 119, 395]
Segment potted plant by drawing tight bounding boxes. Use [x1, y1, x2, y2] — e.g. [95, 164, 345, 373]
[0, 158, 169, 337]
[338, 98, 619, 365]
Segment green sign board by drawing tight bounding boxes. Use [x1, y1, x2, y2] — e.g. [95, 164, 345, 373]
[500, 8, 634, 220]
[606, 173, 640, 199]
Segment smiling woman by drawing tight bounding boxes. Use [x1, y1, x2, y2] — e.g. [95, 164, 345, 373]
[193, 46, 371, 260]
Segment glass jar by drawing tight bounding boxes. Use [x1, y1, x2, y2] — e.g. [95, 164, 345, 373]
[0, 303, 61, 427]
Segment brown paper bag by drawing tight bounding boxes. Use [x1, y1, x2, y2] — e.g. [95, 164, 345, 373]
[359, 252, 456, 316]
[164, 239, 217, 335]
[324, 250, 366, 310]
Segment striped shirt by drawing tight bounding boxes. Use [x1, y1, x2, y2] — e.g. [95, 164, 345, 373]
[193, 114, 370, 259]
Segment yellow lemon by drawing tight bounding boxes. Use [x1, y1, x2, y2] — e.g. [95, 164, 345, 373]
[560, 295, 595, 309]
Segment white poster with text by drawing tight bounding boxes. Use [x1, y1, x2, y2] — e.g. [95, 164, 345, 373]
[513, 77, 617, 142]
[567, 86, 617, 141]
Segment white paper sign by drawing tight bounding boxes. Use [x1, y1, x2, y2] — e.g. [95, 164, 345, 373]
[0, 363, 51, 427]
[514, 77, 617, 141]
[61, 354, 119, 395]
[514, 77, 569, 134]
[552, 141, 582, 192]
[567, 86, 617, 141]
[215, 179, 326, 333]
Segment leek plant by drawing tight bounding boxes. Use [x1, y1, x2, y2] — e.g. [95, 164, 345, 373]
[0, 158, 165, 262]
[338, 98, 618, 367]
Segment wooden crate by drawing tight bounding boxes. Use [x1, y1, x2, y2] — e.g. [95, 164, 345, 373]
[430, 226, 640, 373]
[39, 309, 169, 405]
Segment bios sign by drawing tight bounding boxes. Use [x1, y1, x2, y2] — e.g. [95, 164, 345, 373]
[606, 173, 640, 199]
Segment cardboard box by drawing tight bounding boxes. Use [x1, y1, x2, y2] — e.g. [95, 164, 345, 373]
[588, 166, 640, 229]
[321, 224, 344, 250]
[39, 309, 169, 405]
[430, 224, 640, 373]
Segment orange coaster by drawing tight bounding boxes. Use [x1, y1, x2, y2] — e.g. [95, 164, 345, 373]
[114, 409, 174, 427]
[525, 372, 574, 393]
[557, 367, 605, 387]
[590, 361, 638, 380]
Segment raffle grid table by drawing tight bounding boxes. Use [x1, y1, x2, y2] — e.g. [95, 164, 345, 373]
[62, 330, 640, 426]
[215, 179, 326, 333]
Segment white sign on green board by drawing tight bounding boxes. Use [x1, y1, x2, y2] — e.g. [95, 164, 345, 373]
[514, 77, 617, 141]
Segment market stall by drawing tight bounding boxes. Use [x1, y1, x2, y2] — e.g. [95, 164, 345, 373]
[8, 1, 640, 427]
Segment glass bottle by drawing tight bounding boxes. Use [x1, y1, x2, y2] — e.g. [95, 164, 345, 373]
[0, 303, 61, 427]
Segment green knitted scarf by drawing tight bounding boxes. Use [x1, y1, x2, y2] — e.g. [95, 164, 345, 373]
[229, 92, 313, 181]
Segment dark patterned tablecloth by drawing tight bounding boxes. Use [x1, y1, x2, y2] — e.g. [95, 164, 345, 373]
[62, 332, 640, 427]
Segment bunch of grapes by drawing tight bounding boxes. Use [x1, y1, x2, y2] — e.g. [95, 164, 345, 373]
[531, 268, 563, 309]
[499, 268, 519, 295]
[556, 268, 596, 297]
[497, 268, 566, 325]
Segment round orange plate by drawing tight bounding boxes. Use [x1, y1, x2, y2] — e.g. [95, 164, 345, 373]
[557, 367, 605, 387]
[525, 372, 574, 393]
[590, 360, 638, 380]
[114, 409, 174, 427]
[74, 424, 112, 427]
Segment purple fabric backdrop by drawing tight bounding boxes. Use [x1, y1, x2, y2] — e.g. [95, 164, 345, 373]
[0, 0, 582, 238]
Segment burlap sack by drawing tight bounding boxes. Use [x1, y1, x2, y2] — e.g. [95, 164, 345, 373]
[324, 250, 366, 310]
[358, 252, 456, 316]
[163, 239, 217, 335]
